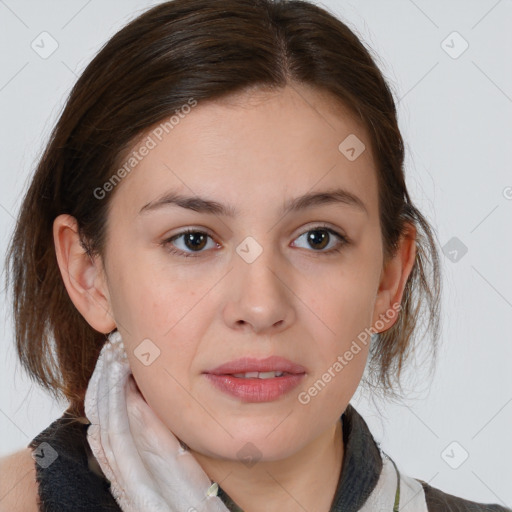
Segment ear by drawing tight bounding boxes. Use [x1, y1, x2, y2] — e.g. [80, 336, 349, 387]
[53, 214, 116, 333]
[371, 222, 417, 332]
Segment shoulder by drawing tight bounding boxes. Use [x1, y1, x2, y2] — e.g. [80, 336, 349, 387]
[0, 447, 39, 512]
[417, 478, 512, 512]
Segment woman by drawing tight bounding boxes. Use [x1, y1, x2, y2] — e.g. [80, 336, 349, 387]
[0, 0, 509, 511]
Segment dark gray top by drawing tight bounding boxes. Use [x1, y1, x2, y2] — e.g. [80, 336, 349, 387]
[28, 403, 511, 511]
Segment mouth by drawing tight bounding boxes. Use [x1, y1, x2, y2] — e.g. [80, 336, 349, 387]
[203, 356, 306, 402]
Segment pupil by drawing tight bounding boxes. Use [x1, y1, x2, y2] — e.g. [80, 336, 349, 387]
[308, 230, 328, 250]
[185, 232, 207, 251]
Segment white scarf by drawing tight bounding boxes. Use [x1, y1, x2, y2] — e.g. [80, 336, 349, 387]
[84, 330, 428, 512]
[84, 330, 229, 512]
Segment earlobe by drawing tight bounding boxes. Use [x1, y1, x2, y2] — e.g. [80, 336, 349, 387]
[53, 214, 116, 333]
[372, 223, 417, 331]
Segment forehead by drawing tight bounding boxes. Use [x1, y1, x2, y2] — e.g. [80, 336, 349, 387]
[109, 83, 378, 221]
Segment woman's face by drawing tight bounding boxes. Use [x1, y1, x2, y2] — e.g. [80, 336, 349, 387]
[99, 84, 390, 460]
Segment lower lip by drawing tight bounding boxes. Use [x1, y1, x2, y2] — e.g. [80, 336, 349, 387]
[204, 373, 305, 402]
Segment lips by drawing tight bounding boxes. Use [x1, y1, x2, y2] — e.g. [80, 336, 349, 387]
[205, 356, 306, 376]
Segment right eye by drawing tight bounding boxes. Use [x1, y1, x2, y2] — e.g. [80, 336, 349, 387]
[160, 229, 219, 258]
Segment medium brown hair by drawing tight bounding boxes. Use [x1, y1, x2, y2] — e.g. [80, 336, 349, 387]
[5, 0, 441, 417]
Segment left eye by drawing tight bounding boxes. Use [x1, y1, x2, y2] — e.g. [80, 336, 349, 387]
[161, 226, 348, 258]
[291, 226, 348, 253]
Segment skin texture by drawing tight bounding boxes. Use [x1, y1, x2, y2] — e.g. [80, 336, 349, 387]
[52, 83, 416, 512]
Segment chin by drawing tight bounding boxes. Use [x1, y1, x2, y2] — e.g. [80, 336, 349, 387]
[191, 428, 305, 463]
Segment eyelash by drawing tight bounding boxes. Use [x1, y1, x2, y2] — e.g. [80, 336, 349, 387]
[160, 224, 349, 259]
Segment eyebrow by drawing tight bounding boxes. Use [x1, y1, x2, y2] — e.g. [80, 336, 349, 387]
[138, 187, 368, 217]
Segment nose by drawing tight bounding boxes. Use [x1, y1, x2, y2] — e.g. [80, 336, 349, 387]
[223, 245, 296, 335]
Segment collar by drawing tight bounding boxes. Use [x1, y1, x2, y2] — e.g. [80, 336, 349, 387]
[216, 403, 383, 512]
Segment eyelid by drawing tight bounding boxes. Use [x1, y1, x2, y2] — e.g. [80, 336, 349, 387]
[163, 225, 217, 243]
[294, 221, 347, 238]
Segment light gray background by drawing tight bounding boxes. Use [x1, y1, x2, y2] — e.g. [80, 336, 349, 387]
[1, 0, 511, 506]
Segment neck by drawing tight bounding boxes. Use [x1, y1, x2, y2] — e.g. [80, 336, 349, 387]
[190, 417, 344, 512]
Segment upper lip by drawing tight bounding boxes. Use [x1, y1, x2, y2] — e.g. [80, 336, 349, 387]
[205, 356, 306, 375]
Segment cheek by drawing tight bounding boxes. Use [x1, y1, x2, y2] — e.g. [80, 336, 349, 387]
[114, 286, 210, 422]
[104, 251, 219, 417]
[304, 263, 379, 343]
[107, 251, 210, 339]
[299, 262, 378, 398]
[298, 291, 372, 418]
[123, 333, 200, 425]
